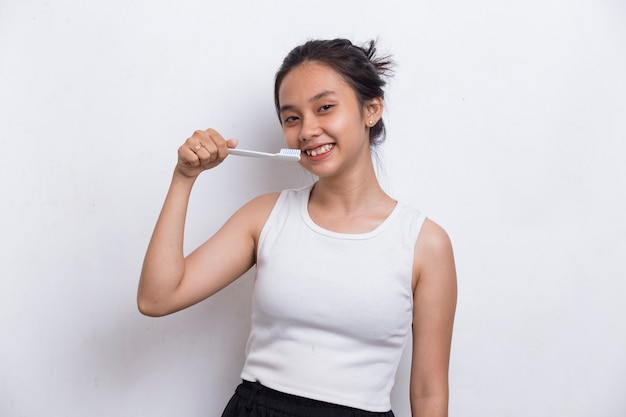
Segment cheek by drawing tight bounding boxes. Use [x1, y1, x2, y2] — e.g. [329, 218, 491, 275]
[329, 117, 352, 133]
[329, 112, 364, 136]
[282, 126, 299, 147]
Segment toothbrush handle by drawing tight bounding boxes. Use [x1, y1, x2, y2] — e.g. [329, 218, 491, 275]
[228, 149, 271, 158]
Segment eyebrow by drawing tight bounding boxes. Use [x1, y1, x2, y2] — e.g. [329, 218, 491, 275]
[279, 90, 336, 114]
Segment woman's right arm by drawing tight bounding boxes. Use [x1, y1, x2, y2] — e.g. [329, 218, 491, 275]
[137, 129, 275, 317]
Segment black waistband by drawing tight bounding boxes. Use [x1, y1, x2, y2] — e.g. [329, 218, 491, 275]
[231, 380, 394, 417]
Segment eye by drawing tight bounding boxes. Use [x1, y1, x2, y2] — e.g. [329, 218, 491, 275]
[283, 115, 299, 125]
[319, 104, 333, 112]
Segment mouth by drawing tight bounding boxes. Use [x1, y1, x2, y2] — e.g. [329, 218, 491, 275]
[304, 144, 335, 157]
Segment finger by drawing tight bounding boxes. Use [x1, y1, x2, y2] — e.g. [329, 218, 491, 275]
[185, 135, 206, 157]
[197, 128, 223, 150]
[185, 129, 230, 169]
[213, 138, 238, 161]
[226, 138, 239, 149]
[179, 141, 200, 165]
[201, 129, 233, 163]
[201, 129, 227, 159]
[195, 143, 218, 166]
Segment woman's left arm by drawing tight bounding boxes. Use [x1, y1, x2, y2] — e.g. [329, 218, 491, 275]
[410, 219, 458, 417]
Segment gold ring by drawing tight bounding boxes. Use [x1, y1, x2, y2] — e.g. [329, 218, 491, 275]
[194, 144, 202, 151]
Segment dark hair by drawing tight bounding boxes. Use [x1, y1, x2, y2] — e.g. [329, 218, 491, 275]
[274, 38, 394, 147]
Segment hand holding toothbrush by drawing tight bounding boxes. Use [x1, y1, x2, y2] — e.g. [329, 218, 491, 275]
[176, 128, 237, 179]
[176, 128, 301, 179]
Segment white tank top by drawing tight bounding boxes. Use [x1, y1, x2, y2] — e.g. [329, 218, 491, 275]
[240, 185, 426, 411]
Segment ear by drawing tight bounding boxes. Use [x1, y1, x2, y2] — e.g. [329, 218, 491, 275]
[364, 97, 384, 126]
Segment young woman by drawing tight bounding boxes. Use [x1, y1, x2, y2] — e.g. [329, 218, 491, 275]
[138, 38, 457, 417]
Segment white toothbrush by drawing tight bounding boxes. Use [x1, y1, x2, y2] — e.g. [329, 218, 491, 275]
[228, 148, 301, 162]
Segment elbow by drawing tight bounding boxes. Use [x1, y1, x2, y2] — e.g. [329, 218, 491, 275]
[136, 278, 176, 317]
[137, 295, 170, 317]
[137, 300, 160, 317]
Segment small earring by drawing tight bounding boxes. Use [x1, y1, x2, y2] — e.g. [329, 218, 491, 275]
[368, 120, 374, 126]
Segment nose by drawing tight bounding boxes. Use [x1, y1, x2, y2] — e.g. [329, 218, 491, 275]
[299, 115, 322, 142]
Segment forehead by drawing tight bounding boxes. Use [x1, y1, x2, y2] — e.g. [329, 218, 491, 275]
[278, 61, 354, 104]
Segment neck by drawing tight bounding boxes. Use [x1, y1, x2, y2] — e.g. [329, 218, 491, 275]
[311, 158, 389, 214]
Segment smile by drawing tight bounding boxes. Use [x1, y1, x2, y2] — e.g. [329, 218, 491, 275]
[305, 144, 335, 157]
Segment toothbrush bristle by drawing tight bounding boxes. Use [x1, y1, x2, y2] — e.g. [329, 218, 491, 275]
[278, 148, 301, 161]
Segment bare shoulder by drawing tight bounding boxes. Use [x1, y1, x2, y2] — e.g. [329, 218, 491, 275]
[413, 218, 456, 288]
[227, 192, 281, 236]
[417, 219, 453, 255]
[237, 192, 281, 217]
[239, 191, 281, 212]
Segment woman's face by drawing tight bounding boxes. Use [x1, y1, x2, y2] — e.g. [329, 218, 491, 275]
[277, 62, 374, 179]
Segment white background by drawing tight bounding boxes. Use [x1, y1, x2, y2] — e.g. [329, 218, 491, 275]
[1, 1, 625, 416]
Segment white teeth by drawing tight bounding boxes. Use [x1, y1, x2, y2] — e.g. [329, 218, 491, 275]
[305, 144, 334, 156]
